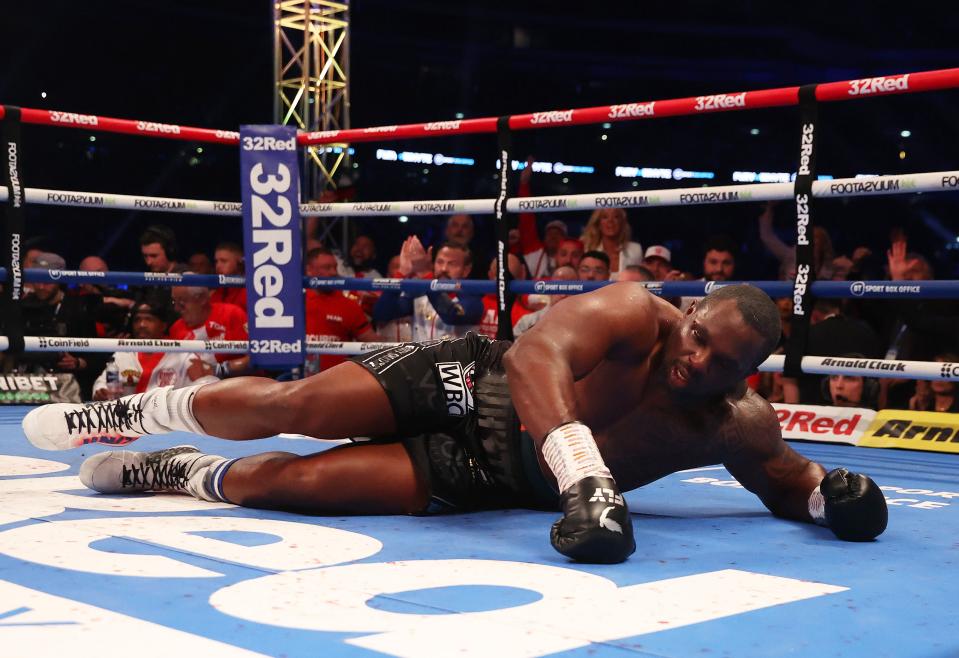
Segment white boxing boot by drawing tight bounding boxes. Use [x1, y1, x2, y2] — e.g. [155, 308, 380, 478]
[79, 445, 230, 502]
[22, 384, 208, 451]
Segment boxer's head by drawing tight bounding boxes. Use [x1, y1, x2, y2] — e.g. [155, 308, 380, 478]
[664, 284, 780, 397]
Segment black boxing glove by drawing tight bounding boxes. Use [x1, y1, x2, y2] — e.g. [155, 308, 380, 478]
[551, 475, 636, 563]
[812, 468, 888, 541]
[542, 421, 635, 563]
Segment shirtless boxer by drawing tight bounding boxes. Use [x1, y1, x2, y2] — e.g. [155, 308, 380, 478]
[23, 284, 888, 564]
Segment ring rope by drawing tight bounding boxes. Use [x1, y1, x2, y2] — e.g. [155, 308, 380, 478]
[3, 170, 958, 217]
[4, 69, 958, 386]
[1, 334, 956, 382]
[0, 336, 397, 356]
[3, 67, 957, 146]
[3, 268, 959, 300]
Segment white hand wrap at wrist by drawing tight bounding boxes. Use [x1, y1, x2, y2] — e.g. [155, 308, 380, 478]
[542, 421, 612, 493]
[808, 485, 827, 525]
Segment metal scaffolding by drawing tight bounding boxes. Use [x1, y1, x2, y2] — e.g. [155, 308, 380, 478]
[273, 0, 351, 247]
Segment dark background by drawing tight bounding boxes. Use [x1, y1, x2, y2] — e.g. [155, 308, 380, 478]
[2, 0, 959, 278]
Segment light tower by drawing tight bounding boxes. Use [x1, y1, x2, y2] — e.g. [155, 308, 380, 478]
[273, 1, 351, 245]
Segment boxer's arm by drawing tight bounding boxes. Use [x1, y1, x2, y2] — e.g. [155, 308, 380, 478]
[724, 399, 887, 540]
[724, 427, 826, 523]
[503, 282, 659, 439]
[506, 283, 658, 563]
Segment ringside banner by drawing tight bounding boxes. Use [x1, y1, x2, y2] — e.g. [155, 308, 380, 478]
[771, 403, 873, 445]
[859, 410, 959, 454]
[239, 125, 304, 368]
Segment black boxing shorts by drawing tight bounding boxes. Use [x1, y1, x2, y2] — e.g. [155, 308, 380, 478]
[350, 333, 559, 512]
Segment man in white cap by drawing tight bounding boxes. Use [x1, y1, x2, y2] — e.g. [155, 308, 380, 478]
[642, 245, 673, 280]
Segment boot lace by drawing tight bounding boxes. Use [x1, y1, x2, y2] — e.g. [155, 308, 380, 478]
[63, 398, 145, 436]
[121, 447, 198, 490]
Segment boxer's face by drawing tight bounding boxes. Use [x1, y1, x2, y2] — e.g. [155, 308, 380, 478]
[665, 300, 761, 396]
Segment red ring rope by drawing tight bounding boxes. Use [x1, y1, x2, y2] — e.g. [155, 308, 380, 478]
[2, 67, 957, 146]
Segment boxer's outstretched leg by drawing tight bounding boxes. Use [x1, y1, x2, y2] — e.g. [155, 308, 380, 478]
[80, 440, 429, 515]
[220, 442, 428, 514]
[24, 361, 396, 450]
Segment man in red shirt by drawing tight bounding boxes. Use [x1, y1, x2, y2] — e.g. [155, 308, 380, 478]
[305, 247, 380, 373]
[515, 158, 567, 278]
[210, 241, 247, 312]
[92, 296, 218, 400]
[169, 285, 250, 377]
[478, 252, 534, 338]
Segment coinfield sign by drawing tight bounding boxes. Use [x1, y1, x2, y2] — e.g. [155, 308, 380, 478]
[239, 125, 304, 367]
[771, 404, 875, 445]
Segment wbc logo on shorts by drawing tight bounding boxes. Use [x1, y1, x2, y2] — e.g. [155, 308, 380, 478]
[436, 361, 475, 416]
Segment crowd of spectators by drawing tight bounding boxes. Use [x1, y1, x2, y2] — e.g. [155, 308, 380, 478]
[4, 161, 957, 414]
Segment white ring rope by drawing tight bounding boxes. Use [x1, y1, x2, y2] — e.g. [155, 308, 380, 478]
[1, 335, 957, 382]
[0, 336, 399, 356]
[3, 170, 958, 216]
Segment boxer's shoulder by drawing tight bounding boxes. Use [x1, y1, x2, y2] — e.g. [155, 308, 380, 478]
[716, 388, 782, 455]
